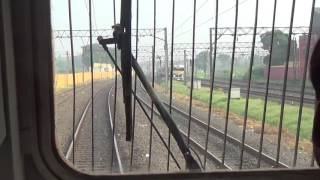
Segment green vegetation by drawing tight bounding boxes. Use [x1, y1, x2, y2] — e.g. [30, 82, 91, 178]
[260, 30, 297, 66]
[243, 65, 265, 81]
[54, 55, 85, 73]
[195, 51, 209, 74]
[82, 44, 119, 69]
[195, 71, 207, 79]
[171, 81, 314, 140]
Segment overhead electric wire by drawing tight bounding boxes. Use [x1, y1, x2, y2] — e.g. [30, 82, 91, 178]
[92, 0, 98, 29]
[175, 0, 250, 38]
[174, 0, 208, 31]
[84, 0, 98, 29]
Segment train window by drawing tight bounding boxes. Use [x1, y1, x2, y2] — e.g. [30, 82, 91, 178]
[51, 0, 320, 176]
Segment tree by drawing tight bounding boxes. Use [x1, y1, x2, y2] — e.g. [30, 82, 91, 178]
[260, 30, 297, 66]
[54, 55, 69, 73]
[216, 54, 231, 69]
[54, 55, 86, 73]
[195, 51, 209, 73]
[82, 43, 119, 69]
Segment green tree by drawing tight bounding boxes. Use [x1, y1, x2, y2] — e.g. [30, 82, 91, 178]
[82, 43, 119, 69]
[54, 55, 69, 73]
[216, 54, 231, 69]
[195, 51, 209, 73]
[260, 30, 297, 66]
[55, 54, 88, 73]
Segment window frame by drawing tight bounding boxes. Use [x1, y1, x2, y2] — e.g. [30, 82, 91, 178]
[8, 0, 320, 179]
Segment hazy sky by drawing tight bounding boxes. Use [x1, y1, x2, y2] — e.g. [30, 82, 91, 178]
[51, 0, 318, 55]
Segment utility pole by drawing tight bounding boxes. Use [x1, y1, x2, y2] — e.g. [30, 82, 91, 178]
[82, 65, 85, 84]
[151, 46, 154, 82]
[100, 63, 102, 80]
[184, 50, 187, 85]
[164, 28, 169, 91]
[209, 28, 213, 80]
[66, 51, 69, 87]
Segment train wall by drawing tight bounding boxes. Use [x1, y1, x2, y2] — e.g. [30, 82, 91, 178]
[299, 35, 319, 78]
[54, 71, 114, 91]
[264, 66, 298, 80]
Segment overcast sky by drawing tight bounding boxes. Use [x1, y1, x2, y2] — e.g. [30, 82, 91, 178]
[51, 0, 319, 56]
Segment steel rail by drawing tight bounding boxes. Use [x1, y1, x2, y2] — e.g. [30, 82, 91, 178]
[65, 88, 107, 161]
[160, 101, 289, 169]
[118, 82, 182, 169]
[56, 85, 87, 107]
[199, 78, 314, 96]
[136, 84, 289, 169]
[133, 91, 182, 169]
[136, 95, 232, 170]
[98, 41, 201, 170]
[110, 0, 119, 172]
[108, 86, 124, 173]
[198, 80, 315, 105]
[65, 99, 91, 160]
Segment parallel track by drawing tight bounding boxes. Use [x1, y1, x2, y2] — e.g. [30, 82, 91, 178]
[64, 85, 123, 173]
[136, 93, 288, 170]
[55, 85, 87, 106]
[198, 79, 315, 105]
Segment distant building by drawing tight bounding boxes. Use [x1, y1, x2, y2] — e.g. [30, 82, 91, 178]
[265, 8, 320, 81]
[92, 63, 113, 72]
[296, 7, 320, 79]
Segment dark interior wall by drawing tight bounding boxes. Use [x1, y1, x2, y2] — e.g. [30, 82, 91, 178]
[0, 0, 24, 179]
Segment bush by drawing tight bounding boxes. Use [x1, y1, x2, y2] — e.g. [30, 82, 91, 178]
[243, 66, 264, 81]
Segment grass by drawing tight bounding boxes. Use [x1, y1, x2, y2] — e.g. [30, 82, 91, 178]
[170, 81, 314, 140]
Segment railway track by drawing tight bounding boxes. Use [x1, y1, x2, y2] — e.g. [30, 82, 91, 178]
[207, 78, 315, 95]
[55, 85, 87, 106]
[135, 86, 290, 170]
[198, 79, 315, 105]
[167, 103, 292, 169]
[56, 79, 312, 173]
[64, 85, 123, 173]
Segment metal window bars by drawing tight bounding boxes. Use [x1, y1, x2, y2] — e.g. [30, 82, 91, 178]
[53, 0, 319, 174]
[97, 2, 201, 170]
